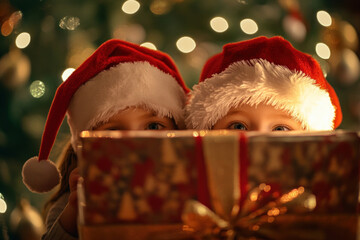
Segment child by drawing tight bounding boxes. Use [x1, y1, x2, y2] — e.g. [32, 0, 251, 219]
[185, 36, 342, 132]
[21, 39, 189, 239]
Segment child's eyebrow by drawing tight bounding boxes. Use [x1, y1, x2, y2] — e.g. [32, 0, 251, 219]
[141, 111, 164, 118]
[226, 110, 247, 116]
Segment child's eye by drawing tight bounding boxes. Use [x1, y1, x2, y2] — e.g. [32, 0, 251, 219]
[146, 122, 165, 130]
[96, 125, 121, 130]
[227, 122, 248, 130]
[272, 125, 291, 131]
[104, 127, 121, 130]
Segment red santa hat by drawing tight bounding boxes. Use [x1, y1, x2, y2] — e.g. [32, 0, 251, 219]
[185, 36, 342, 130]
[22, 39, 189, 193]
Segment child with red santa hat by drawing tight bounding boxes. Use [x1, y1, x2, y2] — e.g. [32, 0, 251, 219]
[185, 36, 342, 132]
[22, 39, 189, 239]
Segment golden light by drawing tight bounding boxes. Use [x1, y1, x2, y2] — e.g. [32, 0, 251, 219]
[0, 193, 6, 213]
[303, 194, 317, 210]
[316, 10, 332, 27]
[240, 18, 258, 35]
[263, 185, 271, 192]
[193, 131, 199, 137]
[176, 36, 196, 53]
[140, 42, 157, 50]
[196, 204, 208, 215]
[289, 189, 298, 198]
[199, 130, 206, 137]
[280, 188, 301, 203]
[122, 0, 140, 14]
[61, 68, 75, 81]
[15, 32, 31, 49]
[259, 183, 266, 190]
[267, 207, 280, 216]
[250, 192, 258, 201]
[210, 17, 229, 33]
[316, 43, 331, 60]
[29, 80, 45, 98]
[166, 132, 176, 137]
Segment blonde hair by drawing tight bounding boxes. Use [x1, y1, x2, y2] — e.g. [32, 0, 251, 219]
[42, 141, 77, 218]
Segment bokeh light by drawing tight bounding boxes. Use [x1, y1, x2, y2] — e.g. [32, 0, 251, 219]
[1, 11, 22, 37]
[338, 49, 360, 85]
[68, 47, 95, 70]
[317, 10, 332, 27]
[0, 50, 31, 89]
[59, 16, 80, 30]
[283, 15, 306, 42]
[1, 20, 13, 37]
[267, 207, 280, 216]
[140, 42, 157, 50]
[29, 80, 45, 98]
[176, 36, 196, 53]
[186, 42, 218, 71]
[250, 191, 258, 201]
[303, 194, 317, 210]
[61, 68, 75, 81]
[341, 21, 358, 49]
[240, 18, 258, 35]
[0, 193, 6, 213]
[122, 0, 140, 14]
[15, 32, 31, 49]
[316, 42, 331, 59]
[210, 17, 229, 33]
[113, 24, 145, 43]
[150, 0, 172, 15]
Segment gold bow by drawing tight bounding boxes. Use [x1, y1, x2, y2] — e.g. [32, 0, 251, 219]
[181, 185, 317, 240]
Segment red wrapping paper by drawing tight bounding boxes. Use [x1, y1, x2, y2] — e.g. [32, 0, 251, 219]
[77, 130, 360, 240]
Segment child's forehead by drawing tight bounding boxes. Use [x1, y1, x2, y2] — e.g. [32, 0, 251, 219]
[111, 106, 159, 118]
[228, 103, 294, 118]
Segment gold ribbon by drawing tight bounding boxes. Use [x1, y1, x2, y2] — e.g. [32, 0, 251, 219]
[181, 185, 318, 240]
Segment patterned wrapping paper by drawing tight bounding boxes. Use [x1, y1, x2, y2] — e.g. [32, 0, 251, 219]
[232, 131, 360, 240]
[77, 131, 200, 225]
[77, 130, 360, 240]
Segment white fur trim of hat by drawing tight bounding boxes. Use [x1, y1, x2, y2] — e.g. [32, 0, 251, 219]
[67, 61, 186, 149]
[185, 59, 335, 131]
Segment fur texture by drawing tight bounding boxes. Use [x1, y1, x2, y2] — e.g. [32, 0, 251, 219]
[67, 61, 186, 148]
[185, 59, 335, 130]
[22, 157, 61, 193]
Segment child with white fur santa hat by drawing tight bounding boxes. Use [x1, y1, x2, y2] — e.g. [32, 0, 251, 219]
[186, 36, 342, 132]
[22, 39, 189, 239]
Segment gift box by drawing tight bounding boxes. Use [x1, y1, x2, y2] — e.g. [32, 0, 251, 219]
[77, 130, 360, 240]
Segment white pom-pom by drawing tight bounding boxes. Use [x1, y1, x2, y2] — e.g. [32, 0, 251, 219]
[22, 157, 61, 193]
